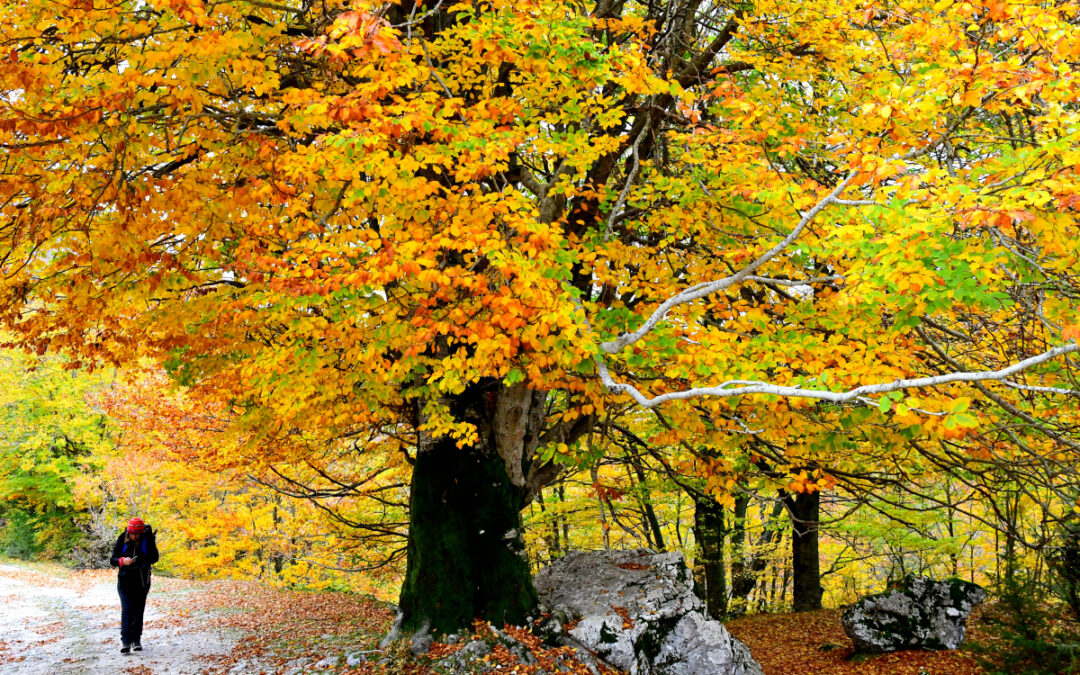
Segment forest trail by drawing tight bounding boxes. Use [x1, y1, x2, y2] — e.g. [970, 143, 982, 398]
[0, 559, 993, 675]
[0, 563, 236, 674]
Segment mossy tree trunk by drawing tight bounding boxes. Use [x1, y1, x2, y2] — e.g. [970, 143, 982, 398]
[394, 381, 572, 638]
[397, 432, 537, 635]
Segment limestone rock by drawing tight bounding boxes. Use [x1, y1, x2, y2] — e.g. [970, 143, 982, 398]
[842, 575, 986, 652]
[534, 549, 764, 675]
[432, 638, 493, 673]
[428, 628, 593, 675]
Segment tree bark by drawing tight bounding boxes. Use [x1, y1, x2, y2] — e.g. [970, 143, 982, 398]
[786, 490, 823, 612]
[394, 381, 574, 637]
[729, 494, 750, 613]
[535, 488, 562, 561]
[396, 432, 537, 636]
[557, 483, 570, 552]
[629, 456, 666, 551]
[729, 496, 785, 616]
[692, 494, 727, 618]
[394, 382, 558, 637]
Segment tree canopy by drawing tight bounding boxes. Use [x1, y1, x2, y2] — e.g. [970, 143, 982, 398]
[3, 0, 1079, 635]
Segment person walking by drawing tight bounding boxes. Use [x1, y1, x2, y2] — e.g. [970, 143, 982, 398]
[110, 517, 159, 654]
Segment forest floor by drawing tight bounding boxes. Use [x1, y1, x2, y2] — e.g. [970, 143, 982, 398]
[726, 609, 986, 675]
[0, 559, 989, 675]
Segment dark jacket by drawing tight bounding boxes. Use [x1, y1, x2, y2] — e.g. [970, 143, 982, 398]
[111, 527, 159, 589]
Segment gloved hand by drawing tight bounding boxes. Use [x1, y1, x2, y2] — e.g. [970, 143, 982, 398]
[119, 557, 134, 566]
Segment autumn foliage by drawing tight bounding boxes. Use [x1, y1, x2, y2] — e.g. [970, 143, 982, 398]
[2, 0, 1080, 643]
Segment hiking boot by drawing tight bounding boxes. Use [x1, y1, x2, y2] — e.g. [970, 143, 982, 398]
[120, 644, 131, 655]
[133, 642, 142, 652]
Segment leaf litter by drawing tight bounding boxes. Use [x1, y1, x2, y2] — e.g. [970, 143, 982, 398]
[2, 561, 995, 674]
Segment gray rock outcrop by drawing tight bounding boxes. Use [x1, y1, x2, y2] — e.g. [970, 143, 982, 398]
[842, 575, 986, 652]
[534, 549, 764, 675]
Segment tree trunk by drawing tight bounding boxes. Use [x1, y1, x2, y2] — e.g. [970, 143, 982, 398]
[557, 483, 570, 552]
[395, 382, 561, 637]
[397, 434, 536, 635]
[692, 494, 727, 618]
[628, 453, 665, 551]
[729, 496, 784, 616]
[729, 494, 750, 614]
[786, 490, 823, 612]
[535, 488, 562, 562]
[1002, 489, 1019, 586]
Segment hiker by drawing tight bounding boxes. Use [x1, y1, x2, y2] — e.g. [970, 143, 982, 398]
[110, 517, 159, 654]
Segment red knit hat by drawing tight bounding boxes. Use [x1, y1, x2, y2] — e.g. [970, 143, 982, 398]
[126, 518, 145, 534]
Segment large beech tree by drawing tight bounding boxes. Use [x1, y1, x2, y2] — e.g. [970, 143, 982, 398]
[3, 0, 1079, 635]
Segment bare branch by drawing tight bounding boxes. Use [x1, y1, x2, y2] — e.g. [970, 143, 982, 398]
[743, 275, 843, 287]
[600, 173, 855, 355]
[244, 0, 304, 14]
[596, 342, 1080, 409]
[603, 111, 651, 242]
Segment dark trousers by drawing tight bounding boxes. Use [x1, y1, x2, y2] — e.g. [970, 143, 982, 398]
[118, 581, 150, 645]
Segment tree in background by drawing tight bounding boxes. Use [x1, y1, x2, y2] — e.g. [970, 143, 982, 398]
[0, 347, 113, 561]
[92, 369, 410, 594]
[3, 0, 1079, 637]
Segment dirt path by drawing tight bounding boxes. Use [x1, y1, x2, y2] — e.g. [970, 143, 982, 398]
[0, 563, 238, 674]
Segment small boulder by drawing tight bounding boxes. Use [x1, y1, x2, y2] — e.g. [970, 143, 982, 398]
[535, 550, 764, 675]
[842, 575, 986, 652]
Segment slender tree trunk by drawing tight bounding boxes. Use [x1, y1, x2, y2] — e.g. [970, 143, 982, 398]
[945, 480, 959, 576]
[628, 453, 665, 551]
[623, 463, 654, 548]
[592, 465, 611, 549]
[767, 559, 779, 611]
[692, 494, 727, 618]
[786, 490, 823, 612]
[557, 483, 570, 552]
[536, 489, 562, 561]
[729, 494, 750, 613]
[674, 491, 684, 548]
[1003, 490, 1019, 586]
[729, 496, 785, 616]
[270, 503, 285, 575]
[781, 552, 792, 609]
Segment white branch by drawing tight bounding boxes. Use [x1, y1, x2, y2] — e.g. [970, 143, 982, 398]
[596, 342, 1080, 409]
[1000, 381, 1080, 396]
[600, 174, 854, 355]
[592, 124, 1048, 409]
[743, 275, 843, 287]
